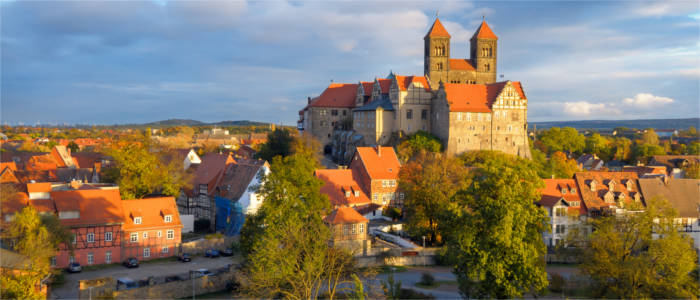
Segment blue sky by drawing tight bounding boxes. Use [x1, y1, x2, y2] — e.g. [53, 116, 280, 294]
[1, 0, 698, 125]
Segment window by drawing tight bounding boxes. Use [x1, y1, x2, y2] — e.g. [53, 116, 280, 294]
[167, 230, 174, 239]
[343, 224, 349, 236]
[503, 111, 507, 119]
[105, 251, 112, 264]
[71, 234, 76, 244]
[421, 109, 428, 120]
[87, 233, 95, 243]
[467, 112, 472, 121]
[354, 190, 360, 197]
[87, 253, 94, 265]
[343, 110, 347, 116]
[164, 215, 172, 223]
[373, 193, 378, 201]
[508, 125, 512, 132]
[359, 223, 364, 234]
[130, 233, 138, 243]
[345, 190, 351, 197]
[351, 224, 357, 235]
[437, 62, 443, 70]
[320, 109, 327, 116]
[485, 63, 490, 71]
[143, 232, 148, 239]
[399, 193, 405, 201]
[105, 232, 113, 242]
[50, 256, 56, 267]
[143, 248, 150, 258]
[331, 109, 338, 116]
[134, 217, 142, 224]
[406, 109, 413, 120]
[198, 184, 207, 195]
[162, 246, 169, 254]
[555, 224, 566, 234]
[157, 231, 162, 238]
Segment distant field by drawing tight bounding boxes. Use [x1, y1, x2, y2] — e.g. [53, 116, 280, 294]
[530, 118, 700, 130]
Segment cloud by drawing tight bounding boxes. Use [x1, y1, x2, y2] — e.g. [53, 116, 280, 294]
[563, 101, 617, 117]
[622, 93, 674, 108]
[632, 1, 699, 17]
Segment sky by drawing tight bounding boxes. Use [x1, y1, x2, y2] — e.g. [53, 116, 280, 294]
[1, 0, 698, 126]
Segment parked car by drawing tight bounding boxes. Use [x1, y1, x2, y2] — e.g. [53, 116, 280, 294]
[191, 268, 214, 278]
[66, 262, 82, 273]
[178, 253, 192, 262]
[221, 248, 234, 256]
[204, 249, 220, 258]
[116, 277, 138, 290]
[123, 257, 139, 268]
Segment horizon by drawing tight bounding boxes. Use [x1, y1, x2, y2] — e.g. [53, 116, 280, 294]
[1, 1, 698, 125]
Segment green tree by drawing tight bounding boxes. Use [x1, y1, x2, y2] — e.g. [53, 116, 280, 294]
[396, 130, 442, 162]
[537, 127, 585, 155]
[256, 129, 294, 162]
[688, 142, 700, 155]
[581, 199, 698, 298]
[542, 151, 580, 179]
[640, 128, 659, 145]
[399, 152, 469, 245]
[446, 151, 548, 298]
[584, 133, 611, 160]
[241, 151, 353, 299]
[610, 137, 632, 162]
[104, 142, 189, 199]
[631, 143, 665, 164]
[66, 141, 80, 153]
[682, 162, 700, 179]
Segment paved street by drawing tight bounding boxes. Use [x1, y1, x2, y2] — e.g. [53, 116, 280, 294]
[50, 256, 239, 299]
[372, 266, 461, 299]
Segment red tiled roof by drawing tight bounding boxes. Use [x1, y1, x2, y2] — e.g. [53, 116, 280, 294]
[27, 182, 52, 194]
[193, 153, 236, 195]
[0, 167, 19, 184]
[443, 81, 526, 113]
[50, 188, 125, 227]
[377, 79, 391, 94]
[449, 59, 475, 71]
[539, 179, 587, 215]
[308, 83, 359, 108]
[354, 147, 401, 180]
[0, 162, 17, 172]
[315, 169, 371, 207]
[425, 18, 451, 38]
[573, 172, 642, 212]
[25, 154, 58, 172]
[121, 197, 182, 230]
[323, 206, 368, 224]
[395, 75, 431, 92]
[471, 20, 498, 40]
[361, 82, 373, 96]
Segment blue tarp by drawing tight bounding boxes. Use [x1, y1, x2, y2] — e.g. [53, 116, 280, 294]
[215, 196, 245, 236]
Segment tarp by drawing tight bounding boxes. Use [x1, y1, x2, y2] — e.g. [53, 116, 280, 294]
[215, 196, 245, 236]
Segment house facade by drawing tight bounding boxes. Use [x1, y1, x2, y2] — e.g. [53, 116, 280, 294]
[120, 197, 183, 261]
[349, 146, 403, 207]
[538, 179, 586, 248]
[324, 206, 370, 253]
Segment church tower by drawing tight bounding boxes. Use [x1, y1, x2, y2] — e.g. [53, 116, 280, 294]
[424, 18, 450, 86]
[470, 20, 498, 84]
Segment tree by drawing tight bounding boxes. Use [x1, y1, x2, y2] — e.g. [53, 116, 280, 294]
[688, 142, 700, 155]
[640, 128, 659, 145]
[396, 130, 442, 162]
[542, 151, 580, 179]
[256, 129, 294, 162]
[446, 151, 548, 298]
[104, 140, 189, 199]
[631, 143, 665, 164]
[584, 133, 611, 160]
[241, 151, 354, 299]
[682, 162, 700, 179]
[399, 152, 470, 245]
[66, 141, 80, 153]
[610, 137, 632, 162]
[537, 127, 584, 155]
[581, 199, 698, 298]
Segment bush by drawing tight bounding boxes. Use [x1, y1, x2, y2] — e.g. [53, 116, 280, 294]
[549, 272, 565, 293]
[383, 207, 402, 220]
[419, 272, 435, 286]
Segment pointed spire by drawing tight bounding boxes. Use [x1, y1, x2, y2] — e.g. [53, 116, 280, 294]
[471, 20, 498, 40]
[425, 17, 451, 39]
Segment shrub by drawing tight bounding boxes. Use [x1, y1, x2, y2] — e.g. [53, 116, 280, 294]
[383, 207, 402, 220]
[419, 272, 435, 286]
[549, 272, 565, 293]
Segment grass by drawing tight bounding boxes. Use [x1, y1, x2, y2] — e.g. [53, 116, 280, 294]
[414, 280, 458, 289]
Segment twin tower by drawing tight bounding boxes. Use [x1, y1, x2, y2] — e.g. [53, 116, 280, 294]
[424, 18, 498, 85]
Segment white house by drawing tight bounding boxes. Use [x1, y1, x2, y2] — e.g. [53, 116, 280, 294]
[538, 179, 587, 247]
[183, 149, 202, 171]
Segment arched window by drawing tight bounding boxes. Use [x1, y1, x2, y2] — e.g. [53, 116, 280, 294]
[437, 62, 443, 70]
[485, 63, 490, 71]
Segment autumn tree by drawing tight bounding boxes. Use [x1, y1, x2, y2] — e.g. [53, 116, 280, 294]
[640, 128, 660, 145]
[396, 130, 442, 162]
[610, 137, 632, 162]
[584, 133, 611, 160]
[66, 141, 80, 153]
[631, 143, 665, 164]
[581, 199, 698, 298]
[445, 151, 548, 298]
[256, 128, 295, 162]
[542, 151, 580, 179]
[537, 127, 584, 155]
[399, 152, 469, 245]
[241, 151, 355, 299]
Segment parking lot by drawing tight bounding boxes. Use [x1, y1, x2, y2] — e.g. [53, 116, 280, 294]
[50, 255, 240, 299]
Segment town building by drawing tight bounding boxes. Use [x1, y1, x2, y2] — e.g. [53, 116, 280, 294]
[537, 179, 586, 247]
[120, 197, 183, 261]
[315, 169, 371, 208]
[648, 155, 700, 178]
[299, 18, 530, 159]
[349, 146, 403, 206]
[323, 206, 370, 253]
[573, 172, 643, 216]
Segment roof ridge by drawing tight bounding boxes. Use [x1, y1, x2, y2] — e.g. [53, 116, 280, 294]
[425, 17, 451, 39]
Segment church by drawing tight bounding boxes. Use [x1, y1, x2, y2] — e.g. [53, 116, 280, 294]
[298, 18, 531, 162]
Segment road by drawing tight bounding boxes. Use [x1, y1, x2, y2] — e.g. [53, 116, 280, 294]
[372, 266, 461, 299]
[50, 256, 239, 299]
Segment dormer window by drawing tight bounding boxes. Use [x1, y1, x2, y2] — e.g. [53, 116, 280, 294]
[571, 187, 577, 193]
[561, 188, 567, 194]
[134, 217, 142, 225]
[625, 180, 633, 191]
[607, 180, 616, 191]
[345, 189, 351, 197]
[164, 215, 172, 223]
[604, 191, 615, 203]
[590, 180, 597, 192]
[354, 190, 360, 197]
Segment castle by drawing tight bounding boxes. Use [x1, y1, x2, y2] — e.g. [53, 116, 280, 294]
[298, 18, 530, 162]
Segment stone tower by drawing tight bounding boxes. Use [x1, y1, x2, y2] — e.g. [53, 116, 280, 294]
[470, 20, 498, 84]
[424, 18, 450, 85]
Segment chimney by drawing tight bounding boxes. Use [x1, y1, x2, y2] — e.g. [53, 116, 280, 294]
[70, 179, 82, 190]
[376, 145, 381, 157]
[307, 97, 311, 104]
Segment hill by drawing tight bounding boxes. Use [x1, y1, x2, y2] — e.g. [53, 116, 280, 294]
[530, 118, 699, 130]
[211, 120, 269, 126]
[145, 119, 205, 126]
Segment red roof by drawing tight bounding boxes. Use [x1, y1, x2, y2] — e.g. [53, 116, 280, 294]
[472, 20, 498, 40]
[193, 153, 236, 195]
[449, 59, 475, 71]
[121, 197, 182, 230]
[395, 75, 431, 92]
[50, 188, 125, 227]
[539, 179, 587, 215]
[315, 169, 371, 207]
[0, 162, 17, 172]
[324, 206, 368, 224]
[377, 79, 391, 94]
[354, 147, 401, 180]
[573, 172, 642, 212]
[425, 18, 451, 38]
[443, 81, 526, 113]
[308, 83, 359, 108]
[27, 182, 52, 194]
[361, 82, 373, 96]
